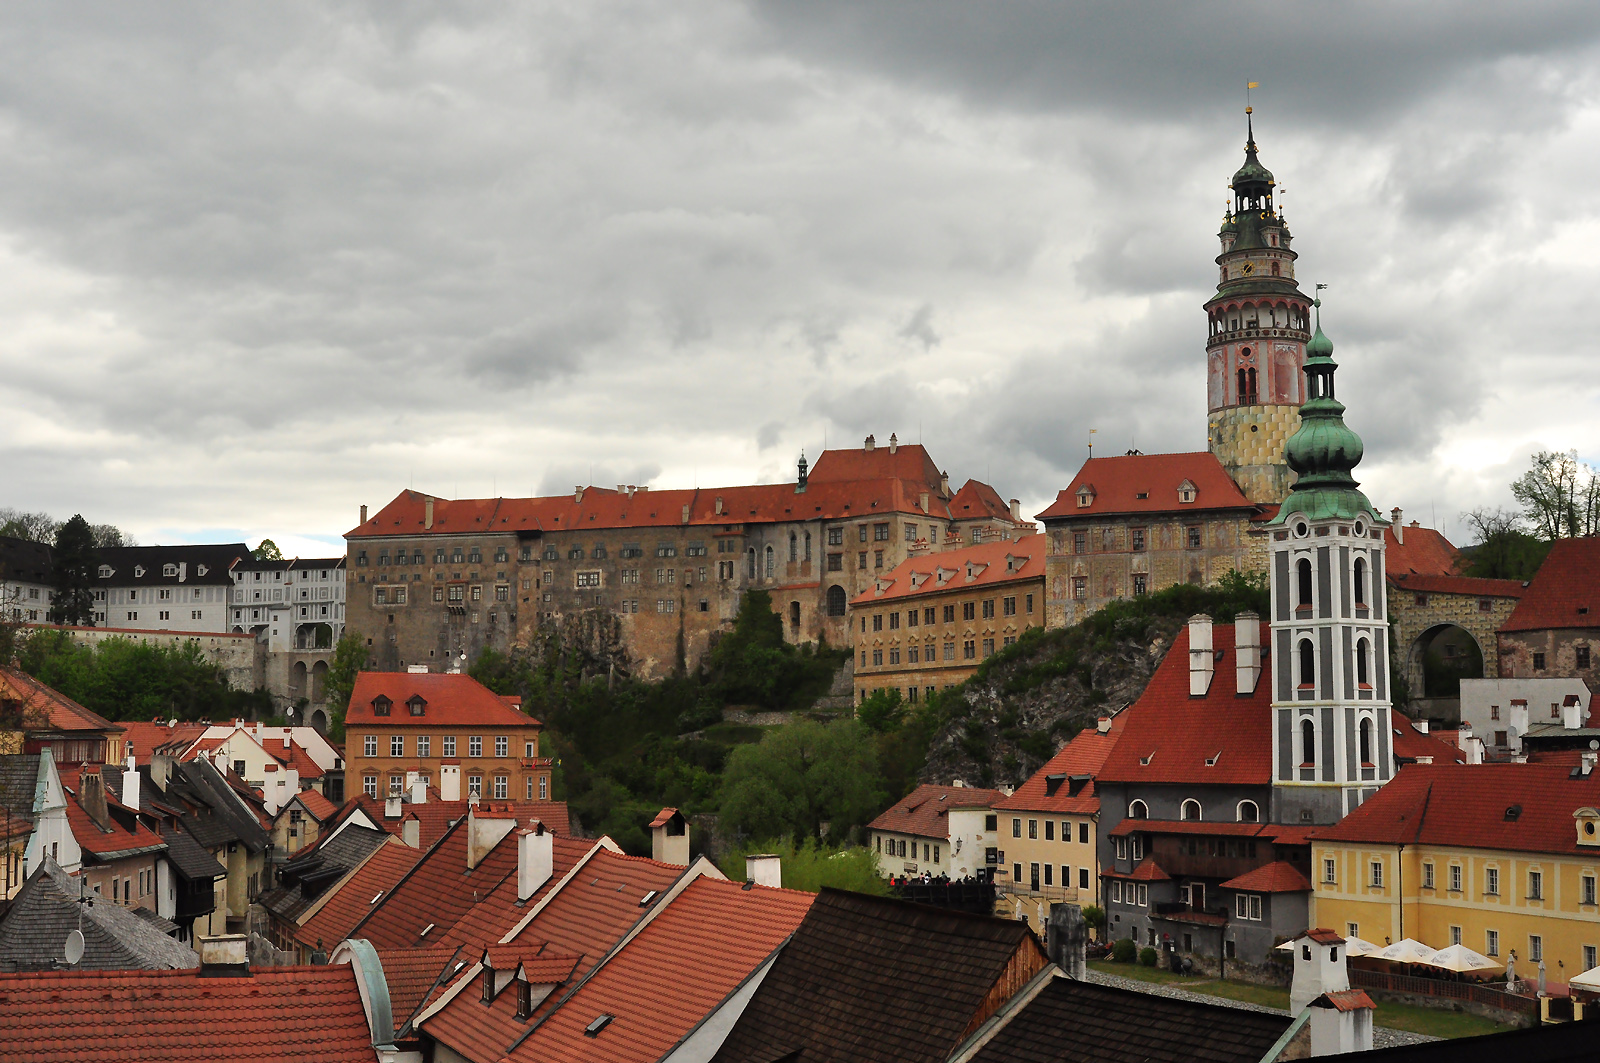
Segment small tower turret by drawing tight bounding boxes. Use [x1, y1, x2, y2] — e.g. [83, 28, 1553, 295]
[796, 451, 809, 493]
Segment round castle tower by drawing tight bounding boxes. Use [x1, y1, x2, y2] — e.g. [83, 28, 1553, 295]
[1205, 110, 1312, 505]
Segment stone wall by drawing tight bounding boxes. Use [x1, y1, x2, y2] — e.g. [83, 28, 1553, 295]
[1498, 627, 1600, 695]
[40, 625, 264, 692]
[1388, 588, 1520, 704]
[1208, 404, 1300, 505]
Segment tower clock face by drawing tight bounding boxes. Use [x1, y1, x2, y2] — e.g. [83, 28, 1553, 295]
[1241, 262, 1255, 276]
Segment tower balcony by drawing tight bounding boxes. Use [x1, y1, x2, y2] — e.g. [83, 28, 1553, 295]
[1206, 325, 1308, 346]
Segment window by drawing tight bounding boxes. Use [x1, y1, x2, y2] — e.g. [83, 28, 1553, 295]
[981, 599, 995, 619]
[1186, 526, 1201, 548]
[1584, 875, 1596, 906]
[1180, 799, 1201, 821]
[1297, 558, 1313, 609]
[1028, 819, 1038, 840]
[1581, 646, 1593, 670]
[1529, 870, 1544, 900]
[1131, 527, 1146, 551]
[826, 553, 842, 572]
[363, 775, 377, 797]
[494, 776, 508, 799]
[1587, 945, 1598, 972]
[1485, 867, 1499, 896]
[857, 552, 867, 570]
[943, 641, 955, 660]
[1530, 935, 1543, 962]
[1486, 930, 1499, 957]
[1300, 718, 1316, 765]
[539, 776, 548, 800]
[888, 612, 900, 630]
[1043, 863, 1052, 886]
[1136, 883, 1148, 906]
[874, 523, 889, 541]
[1356, 639, 1371, 687]
[576, 571, 600, 588]
[364, 735, 378, 757]
[391, 736, 404, 757]
[1026, 593, 1034, 613]
[1299, 640, 1315, 689]
[469, 736, 483, 758]
[495, 736, 509, 757]
[1323, 857, 1336, 884]
[981, 638, 995, 657]
[962, 601, 975, 621]
[1127, 800, 1148, 820]
[1449, 864, 1462, 892]
[418, 736, 431, 758]
[1072, 576, 1087, 600]
[1011, 818, 1021, 838]
[1534, 652, 1546, 671]
[1073, 531, 1086, 554]
[1423, 862, 1435, 889]
[1237, 800, 1259, 823]
[827, 527, 843, 546]
[1370, 861, 1384, 888]
[1235, 893, 1262, 920]
[942, 604, 956, 623]
[443, 736, 456, 757]
[1353, 557, 1366, 606]
[963, 640, 976, 659]
[468, 775, 482, 798]
[1359, 717, 1373, 764]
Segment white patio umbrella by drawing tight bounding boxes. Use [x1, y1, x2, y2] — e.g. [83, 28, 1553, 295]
[1341, 936, 1384, 958]
[1426, 943, 1501, 973]
[1375, 938, 1438, 965]
[1569, 964, 1600, 991]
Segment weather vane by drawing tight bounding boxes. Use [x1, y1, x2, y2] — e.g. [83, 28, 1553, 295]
[1246, 80, 1258, 114]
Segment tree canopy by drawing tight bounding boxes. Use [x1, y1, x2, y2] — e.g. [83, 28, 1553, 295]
[719, 718, 884, 843]
[47, 516, 97, 626]
[1460, 507, 1550, 581]
[17, 628, 270, 721]
[252, 539, 283, 561]
[1511, 449, 1600, 541]
[323, 631, 370, 738]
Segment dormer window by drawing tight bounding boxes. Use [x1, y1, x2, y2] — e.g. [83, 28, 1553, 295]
[163, 563, 177, 577]
[407, 695, 427, 717]
[134, 565, 146, 578]
[197, 564, 208, 576]
[1076, 485, 1095, 508]
[1577, 808, 1600, 847]
[373, 696, 393, 717]
[98, 565, 113, 579]
[1177, 480, 1197, 504]
[515, 976, 534, 1020]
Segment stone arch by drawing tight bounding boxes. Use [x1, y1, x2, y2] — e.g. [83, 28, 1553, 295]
[291, 660, 307, 698]
[311, 660, 329, 703]
[826, 585, 847, 617]
[1407, 623, 1485, 704]
[308, 707, 329, 732]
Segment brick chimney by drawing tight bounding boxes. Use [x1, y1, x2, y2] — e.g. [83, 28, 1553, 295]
[77, 769, 110, 831]
[1235, 612, 1261, 694]
[1188, 614, 1215, 696]
[360, 504, 367, 524]
[517, 822, 553, 901]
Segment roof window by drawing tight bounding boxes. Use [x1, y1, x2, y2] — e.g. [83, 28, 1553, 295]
[163, 563, 178, 577]
[98, 565, 113, 578]
[1177, 480, 1197, 504]
[1044, 773, 1067, 797]
[373, 696, 392, 717]
[1076, 485, 1095, 508]
[1505, 805, 1522, 822]
[584, 1015, 615, 1038]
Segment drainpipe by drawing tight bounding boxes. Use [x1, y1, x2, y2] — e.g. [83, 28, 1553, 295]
[1397, 843, 1405, 942]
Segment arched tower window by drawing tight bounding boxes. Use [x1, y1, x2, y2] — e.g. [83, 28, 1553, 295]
[747, 548, 757, 580]
[1298, 638, 1315, 688]
[764, 545, 775, 577]
[1271, 261, 1280, 276]
[826, 585, 847, 617]
[1180, 800, 1201, 822]
[789, 533, 798, 563]
[1297, 559, 1313, 610]
[1237, 800, 1259, 823]
[1359, 717, 1374, 765]
[1301, 718, 1316, 766]
[1353, 557, 1367, 607]
[804, 532, 812, 562]
[1357, 638, 1371, 687]
[1128, 800, 1149, 820]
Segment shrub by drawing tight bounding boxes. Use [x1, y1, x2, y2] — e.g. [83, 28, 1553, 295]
[1138, 947, 1158, 967]
[1111, 937, 1137, 963]
[1081, 905, 1106, 935]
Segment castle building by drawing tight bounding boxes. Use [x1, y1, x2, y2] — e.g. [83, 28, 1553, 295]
[345, 436, 1030, 679]
[1039, 114, 1310, 626]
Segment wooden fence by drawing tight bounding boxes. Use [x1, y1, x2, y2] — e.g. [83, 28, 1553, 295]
[1350, 968, 1538, 1016]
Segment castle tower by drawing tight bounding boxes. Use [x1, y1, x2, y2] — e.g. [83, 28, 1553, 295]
[1205, 110, 1312, 505]
[1267, 302, 1393, 824]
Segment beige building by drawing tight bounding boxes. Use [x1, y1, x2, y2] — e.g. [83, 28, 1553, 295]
[850, 535, 1046, 705]
[867, 782, 1009, 881]
[345, 436, 1031, 680]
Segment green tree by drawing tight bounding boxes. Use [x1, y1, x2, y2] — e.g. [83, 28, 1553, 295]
[0, 509, 60, 543]
[47, 515, 97, 626]
[1512, 449, 1600, 540]
[16, 628, 268, 721]
[720, 718, 884, 843]
[856, 688, 906, 734]
[716, 837, 890, 895]
[1460, 507, 1550, 581]
[324, 631, 371, 738]
[252, 539, 283, 561]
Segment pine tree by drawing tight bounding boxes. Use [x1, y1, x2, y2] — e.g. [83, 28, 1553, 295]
[47, 515, 97, 626]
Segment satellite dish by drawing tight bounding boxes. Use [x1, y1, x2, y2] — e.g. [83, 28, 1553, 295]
[1589, 739, 1598, 750]
[64, 929, 84, 965]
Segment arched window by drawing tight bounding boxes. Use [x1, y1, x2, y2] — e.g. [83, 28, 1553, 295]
[789, 533, 798, 563]
[1301, 718, 1316, 766]
[1128, 800, 1149, 820]
[1297, 558, 1313, 609]
[1353, 557, 1367, 607]
[1298, 638, 1315, 688]
[1356, 638, 1371, 687]
[790, 601, 801, 630]
[804, 532, 812, 562]
[765, 545, 775, 577]
[826, 585, 847, 617]
[747, 548, 757, 580]
[1237, 800, 1259, 823]
[1244, 367, 1258, 403]
[1181, 800, 1201, 822]
[1359, 717, 1374, 765]
[1271, 261, 1280, 276]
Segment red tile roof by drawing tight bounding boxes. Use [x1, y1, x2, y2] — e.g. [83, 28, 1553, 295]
[1390, 573, 1525, 599]
[275, 740, 327, 779]
[436, 835, 595, 951]
[1036, 452, 1258, 521]
[118, 720, 208, 759]
[1315, 989, 1376, 1012]
[294, 789, 341, 822]
[353, 797, 571, 848]
[1106, 857, 1170, 882]
[374, 944, 464, 1034]
[1219, 861, 1313, 893]
[1311, 762, 1600, 856]
[348, 819, 516, 951]
[948, 479, 1015, 524]
[997, 717, 1127, 815]
[63, 789, 166, 858]
[868, 784, 1009, 840]
[504, 876, 815, 1063]
[807, 441, 942, 487]
[0, 669, 122, 737]
[1097, 622, 1272, 786]
[346, 672, 541, 729]
[1305, 928, 1345, 945]
[1384, 524, 1461, 577]
[647, 807, 680, 829]
[852, 534, 1046, 606]
[296, 840, 423, 952]
[1393, 716, 1467, 765]
[1501, 537, 1600, 633]
[0, 965, 377, 1063]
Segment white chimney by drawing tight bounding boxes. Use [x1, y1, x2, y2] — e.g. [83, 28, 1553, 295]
[402, 812, 420, 849]
[1564, 696, 1584, 730]
[1510, 700, 1530, 748]
[467, 806, 517, 870]
[1234, 612, 1261, 695]
[1097, 716, 1112, 735]
[1290, 930, 1350, 1014]
[122, 754, 139, 811]
[440, 763, 461, 802]
[425, 497, 434, 529]
[411, 779, 427, 804]
[517, 822, 554, 901]
[745, 853, 782, 888]
[262, 764, 281, 816]
[574, 486, 584, 503]
[1390, 508, 1403, 544]
[1414, 719, 1429, 734]
[1009, 498, 1021, 522]
[385, 795, 403, 819]
[864, 434, 875, 452]
[1583, 752, 1598, 777]
[650, 808, 690, 867]
[1188, 614, 1215, 696]
[888, 433, 898, 454]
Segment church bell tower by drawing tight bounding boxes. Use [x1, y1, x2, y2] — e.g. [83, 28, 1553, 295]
[1205, 109, 1312, 505]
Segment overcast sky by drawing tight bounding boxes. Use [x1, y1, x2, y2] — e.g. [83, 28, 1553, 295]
[3, 2, 1598, 556]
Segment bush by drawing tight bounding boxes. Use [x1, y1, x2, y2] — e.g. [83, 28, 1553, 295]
[1138, 947, 1158, 967]
[1081, 905, 1106, 935]
[1111, 937, 1137, 963]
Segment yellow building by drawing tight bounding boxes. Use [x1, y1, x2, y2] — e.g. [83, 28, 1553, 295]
[850, 534, 1046, 705]
[1313, 761, 1600, 981]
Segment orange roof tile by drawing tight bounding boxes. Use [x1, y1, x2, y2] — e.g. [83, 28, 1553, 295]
[868, 784, 1009, 840]
[63, 790, 166, 858]
[1315, 989, 1376, 1012]
[294, 789, 340, 822]
[0, 669, 122, 737]
[807, 441, 942, 487]
[0, 965, 376, 1063]
[346, 672, 542, 729]
[295, 840, 423, 952]
[997, 716, 1127, 815]
[1383, 524, 1461, 577]
[352, 797, 571, 848]
[647, 807, 680, 829]
[852, 534, 1045, 606]
[1501, 538, 1600, 633]
[1107, 857, 1171, 882]
[118, 720, 209, 760]
[1391, 573, 1524, 599]
[504, 877, 815, 1063]
[436, 835, 595, 951]
[375, 944, 464, 1034]
[1036, 452, 1257, 521]
[1219, 861, 1312, 893]
[948, 479, 1015, 523]
[1393, 716, 1467, 765]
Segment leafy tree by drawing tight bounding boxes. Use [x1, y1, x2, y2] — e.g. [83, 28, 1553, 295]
[0, 509, 60, 543]
[720, 718, 884, 843]
[88, 524, 132, 548]
[856, 688, 905, 734]
[323, 631, 371, 738]
[1512, 449, 1600, 540]
[702, 590, 847, 710]
[47, 515, 97, 626]
[16, 628, 269, 721]
[252, 539, 283, 561]
[1460, 507, 1550, 581]
[1081, 905, 1106, 938]
[716, 837, 890, 895]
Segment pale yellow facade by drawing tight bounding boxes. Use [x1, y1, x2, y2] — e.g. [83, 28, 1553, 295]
[1313, 841, 1600, 977]
[994, 811, 1099, 912]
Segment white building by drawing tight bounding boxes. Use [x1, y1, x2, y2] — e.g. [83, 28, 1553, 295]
[230, 557, 346, 651]
[0, 536, 55, 622]
[1460, 676, 1593, 753]
[866, 782, 1010, 880]
[93, 544, 248, 631]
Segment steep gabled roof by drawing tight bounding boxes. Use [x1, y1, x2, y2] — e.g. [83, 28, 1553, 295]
[709, 889, 1048, 1063]
[852, 534, 1045, 606]
[1036, 452, 1257, 521]
[351, 796, 571, 848]
[0, 859, 197, 972]
[346, 672, 540, 729]
[259, 825, 391, 925]
[0, 669, 122, 737]
[948, 479, 1015, 524]
[434, 834, 594, 951]
[1501, 537, 1600, 633]
[118, 720, 209, 759]
[1097, 622, 1272, 786]
[376, 944, 464, 1039]
[1219, 861, 1312, 893]
[296, 840, 423, 952]
[0, 963, 375, 1063]
[869, 784, 1009, 841]
[294, 788, 341, 822]
[1383, 524, 1460, 577]
[807, 441, 943, 488]
[998, 716, 1128, 815]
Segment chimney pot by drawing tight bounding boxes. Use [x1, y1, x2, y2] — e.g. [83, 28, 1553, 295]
[360, 504, 368, 524]
[1188, 614, 1215, 697]
[1097, 716, 1112, 734]
[1234, 612, 1261, 695]
[888, 433, 898, 454]
[440, 764, 461, 802]
[385, 795, 402, 819]
[864, 434, 875, 452]
[196, 934, 251, 977]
